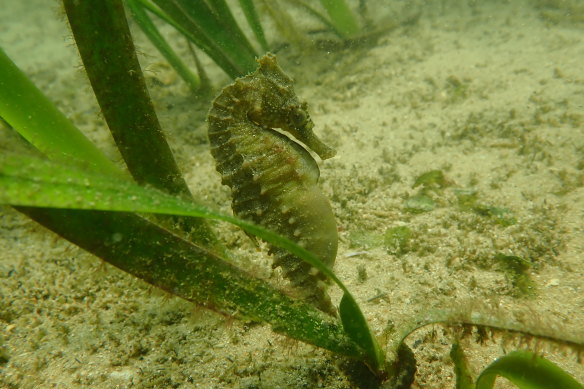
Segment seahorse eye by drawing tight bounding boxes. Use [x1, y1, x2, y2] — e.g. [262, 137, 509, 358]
[289, 107, 308, 128]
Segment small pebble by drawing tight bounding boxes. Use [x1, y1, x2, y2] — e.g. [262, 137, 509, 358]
[545, 279, 560, 287]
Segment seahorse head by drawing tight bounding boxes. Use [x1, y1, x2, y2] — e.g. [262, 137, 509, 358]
[248, 54, 336, 160]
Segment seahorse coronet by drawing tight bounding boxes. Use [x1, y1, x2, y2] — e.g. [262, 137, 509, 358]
[207, 53, 338, 315]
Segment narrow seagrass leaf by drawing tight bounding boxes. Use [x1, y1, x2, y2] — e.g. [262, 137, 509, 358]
[450, 343, 474, 389]
[0, 153, 389, 372]
[22, 205, 364, 359]
[387, 308, 584, 362]
[126, 0, 200, 91]
[0, 48, 120, 177]
[475, 350, 583, 389]
[238, 0, 269, 52]
[286, 0, 342, 38]
[319, 0, 360, 38]
[63, 0, 189, 196]
[135, 0, 248, 78]
[151, 0, 256, 77]
[63, 0, 220, 250]
[339, 293, 386, 370]
[205, 0, 258, 58]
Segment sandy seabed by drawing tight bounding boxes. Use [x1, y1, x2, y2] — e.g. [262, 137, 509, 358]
[1, 0, 583, 388]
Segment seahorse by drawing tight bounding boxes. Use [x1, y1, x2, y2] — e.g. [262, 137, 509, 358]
[207, 53, 338, 315]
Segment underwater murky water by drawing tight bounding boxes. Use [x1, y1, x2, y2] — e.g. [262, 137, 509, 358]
[1, 0, 583, 387]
